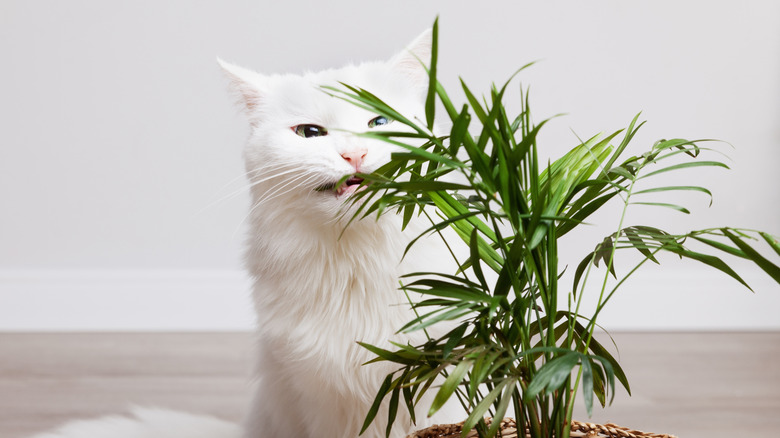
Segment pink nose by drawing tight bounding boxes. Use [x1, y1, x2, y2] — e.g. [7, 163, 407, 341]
[341, 150, 367, 171]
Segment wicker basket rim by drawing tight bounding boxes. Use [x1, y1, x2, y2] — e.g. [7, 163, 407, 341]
[407, 418, 677, 438]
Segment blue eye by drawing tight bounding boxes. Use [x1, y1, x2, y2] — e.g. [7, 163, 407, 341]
[368, 116, 392, 128]
[293, 124, 328, 138]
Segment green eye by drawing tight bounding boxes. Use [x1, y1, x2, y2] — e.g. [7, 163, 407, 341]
[293, 124, 328, 138]
[368, 116, 392, 128]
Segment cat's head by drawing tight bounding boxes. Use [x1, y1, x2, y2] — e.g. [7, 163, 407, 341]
[220, 30, 431, 223]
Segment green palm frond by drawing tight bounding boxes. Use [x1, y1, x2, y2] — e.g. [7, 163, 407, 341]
[337, 18, 780, 438]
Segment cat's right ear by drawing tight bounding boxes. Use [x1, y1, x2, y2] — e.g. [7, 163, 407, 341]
[389, 29, 433, 97]
[218, 58, 266, 126]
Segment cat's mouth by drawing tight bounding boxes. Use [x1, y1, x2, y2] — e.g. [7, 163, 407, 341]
[316, 176, 366, 198]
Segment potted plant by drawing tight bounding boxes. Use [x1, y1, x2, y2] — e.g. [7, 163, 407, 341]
[329, 19, 780, 438]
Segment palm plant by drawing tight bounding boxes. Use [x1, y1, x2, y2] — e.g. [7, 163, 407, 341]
[328, 20, 780, 438]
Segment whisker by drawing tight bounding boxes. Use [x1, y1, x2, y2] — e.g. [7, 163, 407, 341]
[233, 172, 315, 236]
[198, 164, 303, 215]
[258, 173, 323, 207]
[225, 167, 302, 202]
[254, 172, 314, 206]
[210, 164, 283, 197]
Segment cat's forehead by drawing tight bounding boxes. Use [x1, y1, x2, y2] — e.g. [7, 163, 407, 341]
[261, 62, 416, 125]
[303, 62, 393, 88]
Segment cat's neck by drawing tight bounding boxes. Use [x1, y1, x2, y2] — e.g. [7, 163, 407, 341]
[246, 206, 410, 315]
[247, 203, 404, 262]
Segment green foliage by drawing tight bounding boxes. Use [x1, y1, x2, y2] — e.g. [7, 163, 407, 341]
[331, 19, 780, 438]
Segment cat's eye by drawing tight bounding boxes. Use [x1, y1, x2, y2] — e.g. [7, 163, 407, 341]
[293, 124, 328, 138]
[368, 116, 392, 128]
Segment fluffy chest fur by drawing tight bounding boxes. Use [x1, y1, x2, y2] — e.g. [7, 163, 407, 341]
[248, 212, 418, 372]
[245, 213, 437, 438]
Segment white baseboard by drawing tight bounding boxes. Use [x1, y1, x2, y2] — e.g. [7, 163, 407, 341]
[0, 267, 777, 331]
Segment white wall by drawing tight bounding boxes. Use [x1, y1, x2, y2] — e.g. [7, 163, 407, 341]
[1, 1, 778, 331]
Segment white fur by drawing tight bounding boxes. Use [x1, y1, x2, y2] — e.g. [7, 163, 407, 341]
[29, 407, 241, 438]
[27, 30, 460, 438]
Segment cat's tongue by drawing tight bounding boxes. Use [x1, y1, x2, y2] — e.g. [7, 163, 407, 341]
[337, 177, 365, 197]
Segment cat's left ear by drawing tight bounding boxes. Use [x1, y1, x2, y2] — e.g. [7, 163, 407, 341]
[218, 58, 267, 126]
[389, 29, 432, 95]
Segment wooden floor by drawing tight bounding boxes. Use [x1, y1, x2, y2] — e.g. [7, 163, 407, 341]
[1, 332, 778, 438]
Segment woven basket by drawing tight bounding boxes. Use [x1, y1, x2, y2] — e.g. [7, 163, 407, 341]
[407, 418, 677, 438]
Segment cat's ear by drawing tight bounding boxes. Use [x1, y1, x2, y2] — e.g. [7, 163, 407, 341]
[389, 29, 432, 95]
[218, 58, 266, 125]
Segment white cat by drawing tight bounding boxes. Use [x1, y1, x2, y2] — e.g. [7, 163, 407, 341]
[30, 29, 459, 438]
[227, 27, 458, 438]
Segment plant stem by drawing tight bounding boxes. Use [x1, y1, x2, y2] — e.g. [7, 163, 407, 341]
[564, 171, 637, 428]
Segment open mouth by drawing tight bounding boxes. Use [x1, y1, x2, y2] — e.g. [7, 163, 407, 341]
[316, 176, 366, 197]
